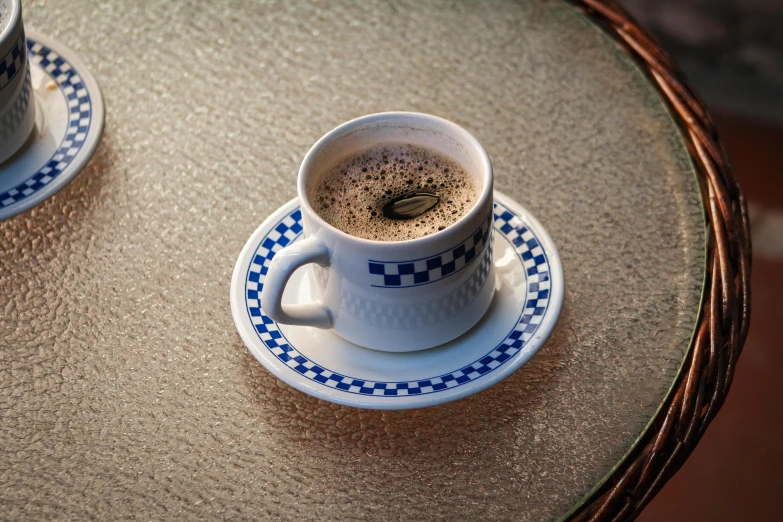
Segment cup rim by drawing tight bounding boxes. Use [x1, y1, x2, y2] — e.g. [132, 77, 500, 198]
[297, 111, 493, 247]
[0, 0, 20, 46]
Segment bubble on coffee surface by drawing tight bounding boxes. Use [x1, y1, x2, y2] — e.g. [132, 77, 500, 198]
[312, 143, 479, 241]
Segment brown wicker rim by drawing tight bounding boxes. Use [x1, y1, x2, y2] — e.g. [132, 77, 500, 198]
[557, 1, 752, 520]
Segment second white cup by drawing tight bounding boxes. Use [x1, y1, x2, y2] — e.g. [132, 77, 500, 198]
[0, 0, 35, 164]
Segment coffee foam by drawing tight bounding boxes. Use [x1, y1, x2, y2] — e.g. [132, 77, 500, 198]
[311, 142, 479, 241]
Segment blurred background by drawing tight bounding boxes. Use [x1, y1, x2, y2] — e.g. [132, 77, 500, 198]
[616, 0, 783, 520]
[621, 0, 783, 124]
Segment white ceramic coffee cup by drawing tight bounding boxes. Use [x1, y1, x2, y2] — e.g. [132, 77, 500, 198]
[0, 0, 35, 164]
[262, 112, 496, 352]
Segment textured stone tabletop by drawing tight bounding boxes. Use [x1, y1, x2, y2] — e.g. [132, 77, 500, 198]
[0, 0, 704, 520]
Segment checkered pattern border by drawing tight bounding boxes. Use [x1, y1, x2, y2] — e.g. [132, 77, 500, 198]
[245, 209, 304, 290]
[0, 38, 94, 209]
[243, 200, 552, 397]
[0, 30, 26, 91]
[494, 206, 550, 279]
[367, 211, 493, 288]
[341, 240, 493, 328]
[0, 66, 30, 141]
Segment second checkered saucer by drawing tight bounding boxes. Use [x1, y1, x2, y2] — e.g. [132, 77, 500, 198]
[0, 29, 104, 221]
[230, 191, 564, 409]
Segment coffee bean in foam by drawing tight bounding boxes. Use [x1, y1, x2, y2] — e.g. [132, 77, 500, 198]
[312, 142, 479, 241]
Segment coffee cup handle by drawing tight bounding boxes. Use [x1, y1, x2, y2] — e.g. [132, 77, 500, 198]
[261, 237, 333, 328]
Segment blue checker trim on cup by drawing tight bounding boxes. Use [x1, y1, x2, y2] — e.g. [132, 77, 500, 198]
[0, 38, 94, 209]
[0, 31, 26, 91]
[243, 199, 553, 398]
[367, 211, 494, 288]
[340, 241, 493, 329]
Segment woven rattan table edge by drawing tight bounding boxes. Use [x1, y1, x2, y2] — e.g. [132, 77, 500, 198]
[553, 1, 752, 521]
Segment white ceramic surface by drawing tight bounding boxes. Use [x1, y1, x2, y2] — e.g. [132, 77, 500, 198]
[0, 29, 104, 221]
[262, 112, 496, 352]
[231, 191, 564, 409]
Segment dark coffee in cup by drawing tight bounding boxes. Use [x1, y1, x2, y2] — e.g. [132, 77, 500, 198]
[311, 142, 479, 241]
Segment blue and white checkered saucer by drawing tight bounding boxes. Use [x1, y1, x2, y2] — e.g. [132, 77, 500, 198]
[0, 29, 104, 221]
[230, 191, 564, 410]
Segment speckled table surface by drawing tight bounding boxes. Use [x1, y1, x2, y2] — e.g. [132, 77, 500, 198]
[0, 0, 705, 520]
